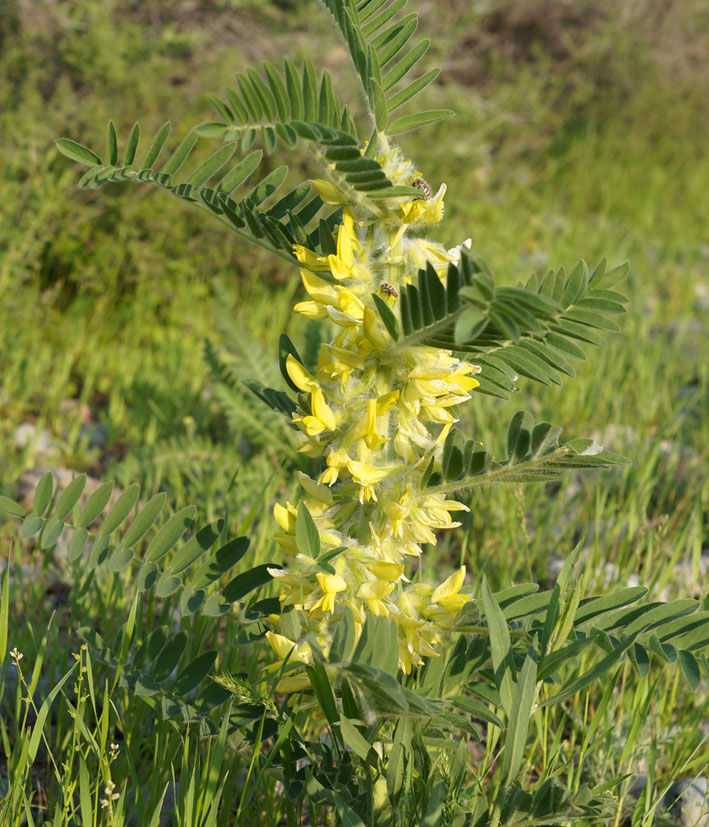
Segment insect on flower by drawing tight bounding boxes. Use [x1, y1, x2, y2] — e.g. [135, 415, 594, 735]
[379, 282, 398, 298]
[412, 177, 432, 200]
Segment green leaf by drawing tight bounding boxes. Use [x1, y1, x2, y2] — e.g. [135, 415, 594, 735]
[371, 292, 399, 340]
[0, 564, 9, 663]
[630, 643, 650, 678]
[144, 505, 196, 562]
[53, 475, 87, 521]
[0, 496, 25, 517]
[120, 492, 167, 549]
[387, 109, 455, 135]
[155, 571, 182, 598]
[306, 661, 339, 730]
[184, 144, 236, 189]
[678, 650, 701, 689]
[192, 536, 250, 590]
[540, 636, 635, 707]
[296, 503, 320, 557]
[140, 121, 171, 169]
[105, 120, 118, 165]
[27, 662, 78, 763]
[33, 471, 54, 516]
[167, 521, 222, 576]
[152, 632, 187, 683]
[387, 68, 439, 112]
[122, 122, 140, 166]
[382, 38, 430, 91]
[56, 138, 101, 166]
[161, 130, 198, 177]
[40, 517, 64, 550]
[481, 578, 514, 715]
[174, 651, 217, 695]
[21, 514, 43, 540]
[108, 546, 134, 572]
[222, 564, 275, 603]
[68, 527, 88, 562]
[216, 150, 262, 195]
[137, 563, 158, 591]
[339, 714, 378, 767]
[77, 481, 114, 527]
[454, 307, 485, 343]
[503, 652, 538, 784]
[98, 483, 140, 538]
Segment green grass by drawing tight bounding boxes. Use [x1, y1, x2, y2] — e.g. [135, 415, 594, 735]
[1, 1, 707, 824]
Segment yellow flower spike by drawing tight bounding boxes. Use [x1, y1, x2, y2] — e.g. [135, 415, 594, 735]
[357, 581, 395, 616]
[273, 502, 297, 533]
[297, 472, 334, 504]
[369, 561, 405, 581]
[293, 245, 329, 271]
[400, 183, 447, 225]
[431, 566, 469, 608]
[310, 386, 337, 431]
[314, 571, 347, 614]
[265, 631, 312, 665]
[286, 354, 317, 393]
[310, 178, 349, 206]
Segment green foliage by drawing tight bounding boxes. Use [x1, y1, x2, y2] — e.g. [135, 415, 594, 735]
[2, 1, 708, 825]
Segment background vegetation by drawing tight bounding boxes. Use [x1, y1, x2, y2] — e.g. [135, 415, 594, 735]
[1, 0, 707, 823]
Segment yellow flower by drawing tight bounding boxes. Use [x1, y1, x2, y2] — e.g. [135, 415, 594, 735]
[311, 178, 350, 205]
[273, 502, 297, 533]
[400, 184, 446, 225]
[368, 561, 405, 580]
[302, 269, 338, 303]
[297, 472, 334, 504]
[320, 450, 351, 486]
[310, 386, 337, 431]
[358, 580, 395, 616]
[293, 245, 330, 271]
[327, 288, 364, 326]
[347, 460, 402, 502]
[430, 566, 467, 606]
[361, 306, 389, 350]
[353, 398, 387, 450]
[314, 571, 347, 614]
[275, 674, 312, 693]
[286, 354, 317, 393]
[376, 390, 400, 414]
[266, 631, 312, 665]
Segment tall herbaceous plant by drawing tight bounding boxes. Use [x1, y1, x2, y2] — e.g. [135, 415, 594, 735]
[47, 0, 708, 823]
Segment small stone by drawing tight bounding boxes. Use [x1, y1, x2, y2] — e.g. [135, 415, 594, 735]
[663, 777, 709, 826]
[79, 423, 109, 450]
[14, 422, 53, 453]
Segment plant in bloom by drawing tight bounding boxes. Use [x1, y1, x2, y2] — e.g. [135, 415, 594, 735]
[266, 137, 481, 680]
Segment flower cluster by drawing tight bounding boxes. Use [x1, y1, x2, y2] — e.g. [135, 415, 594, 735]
[266, 138, 481, 682]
